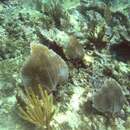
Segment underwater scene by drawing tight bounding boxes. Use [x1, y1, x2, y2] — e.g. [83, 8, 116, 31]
[0, 0, 130, 130]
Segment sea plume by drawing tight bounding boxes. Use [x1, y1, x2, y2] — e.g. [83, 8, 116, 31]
[18, 84, 55, 130]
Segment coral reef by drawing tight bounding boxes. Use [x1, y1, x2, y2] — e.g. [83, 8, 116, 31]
[36, 28, 67, 60]
[0, 39, 29, 61]
[79, 2, 112, 24]
[78, 1, 130, 33]
[0, 0, 130, 130]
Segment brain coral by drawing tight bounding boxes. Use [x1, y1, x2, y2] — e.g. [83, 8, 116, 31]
[21, 43, 69, 92]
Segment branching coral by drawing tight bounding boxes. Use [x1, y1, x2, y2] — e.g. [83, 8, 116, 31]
[18, 84, 55, 130]
[86, 23, 108, 49]
[43, 0, 69, 28]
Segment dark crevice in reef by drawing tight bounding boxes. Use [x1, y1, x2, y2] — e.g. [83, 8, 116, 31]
[110, 40, 130, 62]
[36, 29, 67, 60]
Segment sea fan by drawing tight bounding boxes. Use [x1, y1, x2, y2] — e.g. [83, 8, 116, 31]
[92, 78, 126, 115]
[21, 43, 69, 92]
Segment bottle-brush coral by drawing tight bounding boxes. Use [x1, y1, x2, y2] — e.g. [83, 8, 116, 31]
[18, 84, 55, 130]
[21, 43, 69, 92]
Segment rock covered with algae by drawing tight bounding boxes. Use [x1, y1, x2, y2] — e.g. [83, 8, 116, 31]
[21, 43, 69, 92]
